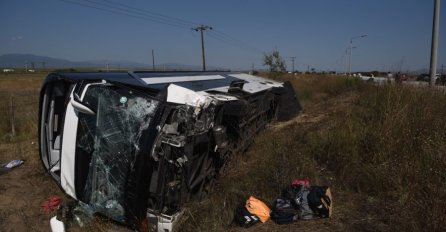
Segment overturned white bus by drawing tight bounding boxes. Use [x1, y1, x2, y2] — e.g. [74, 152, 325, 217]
[38, 71, 301, 231]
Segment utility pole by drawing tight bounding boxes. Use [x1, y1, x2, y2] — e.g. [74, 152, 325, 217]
[152, 49, 155, 71]
[193, 25, 212, 71]
[348, 45, 352, 75]
[430, 0, 441, 86]
[344, 48, 349, 75]
[290, 56, 296, 73]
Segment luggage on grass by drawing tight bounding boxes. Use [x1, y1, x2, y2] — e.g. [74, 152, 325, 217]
[246, 196, 271, 223]
[298, 187, 315, 220]
[282, 184, 305, 207]
[234, 204, 260, 228]
[270, 198, 299, 224]
[282, 182, 314, 220]
[308, 186, 332, 218]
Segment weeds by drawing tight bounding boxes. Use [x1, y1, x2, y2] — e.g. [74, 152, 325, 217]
[313, 85, 446, 231]
[269, 73, 364, 108]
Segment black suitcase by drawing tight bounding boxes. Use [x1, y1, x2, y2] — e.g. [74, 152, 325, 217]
[234, 204, 260, 228]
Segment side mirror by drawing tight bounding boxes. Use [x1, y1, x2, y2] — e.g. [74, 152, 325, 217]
[71, 93, 95, 115]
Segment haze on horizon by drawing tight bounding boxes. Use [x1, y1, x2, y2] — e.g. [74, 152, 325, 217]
[0, 0, 445, 72]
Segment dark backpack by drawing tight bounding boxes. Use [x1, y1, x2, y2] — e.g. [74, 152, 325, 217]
[307, 186, 332, 218]
[234, 204, 260, 228]
[282, 184, 314, 220]
[282, 184, 305, 207]
[298, 187, 314, 220]
[270, 198, 298, 224]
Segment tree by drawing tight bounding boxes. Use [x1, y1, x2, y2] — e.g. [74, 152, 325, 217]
[263, 50, 286, 73]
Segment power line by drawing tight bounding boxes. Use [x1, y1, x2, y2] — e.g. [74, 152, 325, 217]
[61, 0, 262, 54]
[210, 30, 265, 54]
[206, 32, 257, 54]
[58, 0, 267, 66]
[102, 0, 197, 27]
[60, 0, 264, 54]
[84, 0, 190, 28]
[58, 0, 187, 28]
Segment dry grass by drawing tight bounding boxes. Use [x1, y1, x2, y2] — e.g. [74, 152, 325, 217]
[309, 84, 446, 231]
[178, 74, 446, 232]
[0, 72, 43, 142]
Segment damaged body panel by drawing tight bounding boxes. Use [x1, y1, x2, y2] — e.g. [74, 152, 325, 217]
[39, 71, 301, 230]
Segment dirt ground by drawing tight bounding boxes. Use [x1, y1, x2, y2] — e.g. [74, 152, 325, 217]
[0, 141, 63, 231]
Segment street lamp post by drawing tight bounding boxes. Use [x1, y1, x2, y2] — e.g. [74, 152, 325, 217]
[345, 46, 357, 75]
[429, 0, 441, 86]
[348, 34, 367, 76]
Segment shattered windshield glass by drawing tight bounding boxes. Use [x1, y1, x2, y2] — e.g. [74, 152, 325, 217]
[75, 84, 159, 222]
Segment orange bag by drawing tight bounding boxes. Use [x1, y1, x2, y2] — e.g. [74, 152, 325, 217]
[245, 196, 271, 223]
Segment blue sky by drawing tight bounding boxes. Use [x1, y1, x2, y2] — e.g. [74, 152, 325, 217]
[1, 0, 445, 72]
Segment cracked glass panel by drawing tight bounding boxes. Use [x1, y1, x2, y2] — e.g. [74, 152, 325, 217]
[75, 84, 159, 222]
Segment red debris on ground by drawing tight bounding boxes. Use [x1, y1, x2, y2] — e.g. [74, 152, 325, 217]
[291, 179, 310, 188]
[41, 196, 62, 215]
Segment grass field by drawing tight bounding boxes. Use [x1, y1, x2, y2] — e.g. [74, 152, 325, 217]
[178, 74, 446, 232]
[0, 72, 44, 170]
[0, 72, 444, 232]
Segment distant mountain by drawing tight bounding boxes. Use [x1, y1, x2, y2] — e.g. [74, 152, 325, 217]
[155, 63, 227, 71]
[410, 69, 428, 75]
[0, 54, 226, 71]
[0, 54, 94, 68]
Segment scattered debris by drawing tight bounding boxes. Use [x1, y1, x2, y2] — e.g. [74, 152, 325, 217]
[234, 180, 333, 228]
[291, 179, 310, 188]
[56, 201, 94, 229]
[50, 216, 65, 232]
[4, 159, 24, 169]
[41, 196, 62, 215]
[0, 159, 24, 175]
